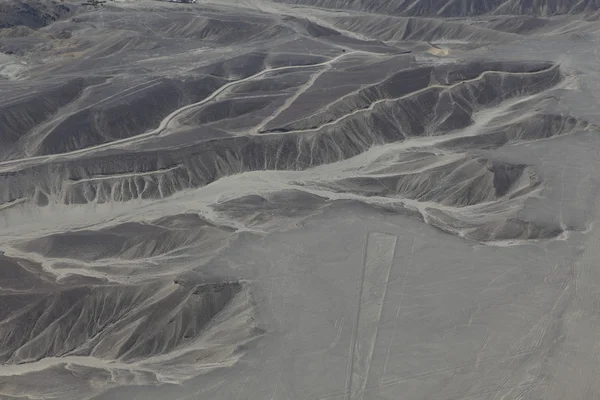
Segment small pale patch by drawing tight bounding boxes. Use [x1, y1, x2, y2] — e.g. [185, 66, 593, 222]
[427, 46, 450, 56]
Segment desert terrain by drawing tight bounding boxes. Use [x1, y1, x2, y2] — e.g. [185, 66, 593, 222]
[1, 0, 600, 399]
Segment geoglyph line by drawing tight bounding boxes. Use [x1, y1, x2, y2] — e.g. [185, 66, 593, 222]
[346, 231, 398, 400]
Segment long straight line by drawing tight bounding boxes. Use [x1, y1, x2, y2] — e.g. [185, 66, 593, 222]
[344, 229, 371, 400]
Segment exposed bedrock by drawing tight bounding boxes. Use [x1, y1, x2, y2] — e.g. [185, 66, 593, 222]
[195, 51, 330, 80]
[0, 78, 98, 157]
[481, 16, 554, 34]
[328, 15, 522, 43]
[424, 206, 564, 242]
[312, 156, 538, 207]
[211, 189, 338, 230]
[72, 11, 373, 46]
[0, 64, 564, 206]
[144, 14, 293, 43]
[273, 0, 600, 17]
[0, 51, 333, 159]
[184, 95, 278, 123]
[15, 213, 234, 261]
[263, 61, 555, 132]
[209, 186, 564, 242]
[438, 113, 591, 150]
[0, 278, 244, 363]
[0, 0, 75, 30]
[22, 75, 226, 157]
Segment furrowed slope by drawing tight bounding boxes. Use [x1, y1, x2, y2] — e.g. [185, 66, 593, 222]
[0, 281, 243, 363]
[0, 62, 563, 207]
[273, 0, 600, 17]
